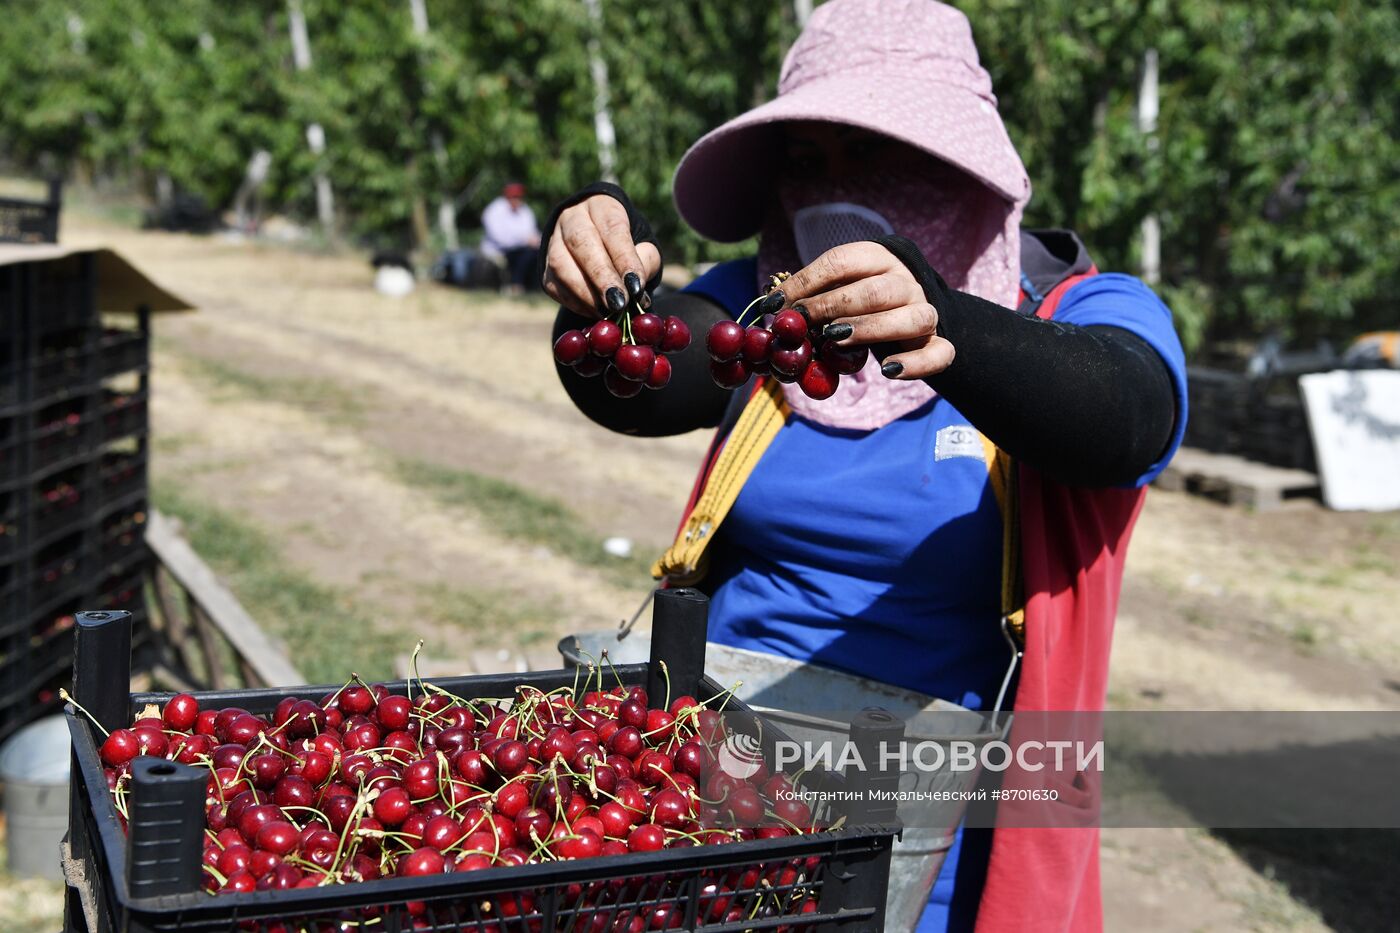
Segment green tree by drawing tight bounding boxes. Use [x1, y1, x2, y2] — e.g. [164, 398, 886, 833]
[1, 1, 1395, 352]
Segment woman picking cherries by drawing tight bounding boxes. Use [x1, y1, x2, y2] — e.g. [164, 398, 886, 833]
[541, 2, 1188, 931]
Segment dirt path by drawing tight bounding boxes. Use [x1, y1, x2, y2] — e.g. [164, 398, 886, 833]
[48, 216, 1400, 931]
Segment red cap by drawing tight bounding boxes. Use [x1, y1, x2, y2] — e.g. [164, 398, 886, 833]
[503, 182, 527, 198]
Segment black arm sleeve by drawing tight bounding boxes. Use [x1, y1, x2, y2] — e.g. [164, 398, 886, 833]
[537, 182, 663, 292]
[877, 235, 1177, 487]
[553, 290, 736, 437]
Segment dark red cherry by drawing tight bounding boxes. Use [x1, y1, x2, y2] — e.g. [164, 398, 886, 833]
[709, 359, 750, 389]
[706, 321, 745, 362]
[588, 320, 623, 357]
[660, 316, 691, 352]
[645, 354, 672, 390]
[604, 367, 644, 398]
[771, 309, 807, 348]
[770, 340, 812, 379]
[799, 359, 839, 400]
[820, 341, 870, 375]
[554, 329, 590, 366]
[613, 344, 655, 381]
[631, 313, 664, 348]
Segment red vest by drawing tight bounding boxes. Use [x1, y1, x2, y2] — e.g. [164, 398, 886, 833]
[974, 271, 1144, 933]
[673, 266, 1142, 931]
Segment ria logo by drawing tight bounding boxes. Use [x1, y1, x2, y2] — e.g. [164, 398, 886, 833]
[717, 732, 764, 780]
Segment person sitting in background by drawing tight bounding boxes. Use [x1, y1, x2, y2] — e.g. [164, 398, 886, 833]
[480, 182, 541, 294]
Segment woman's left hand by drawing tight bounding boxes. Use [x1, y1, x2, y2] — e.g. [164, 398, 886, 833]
[778, 241, 954, 379]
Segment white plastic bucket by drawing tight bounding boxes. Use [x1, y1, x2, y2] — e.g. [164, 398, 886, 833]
[0, 715, 71, 881]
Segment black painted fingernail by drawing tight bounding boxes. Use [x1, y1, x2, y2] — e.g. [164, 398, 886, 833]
[624, 272, 643, 297]
[605, 287, 627, 313]
[759, 290, 785, 314]
[823, 322, 853, 341]
[794, 304, 811, 325]
[881, 360, 904, 379]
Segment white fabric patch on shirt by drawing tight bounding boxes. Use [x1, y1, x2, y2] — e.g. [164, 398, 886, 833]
[934, 425, 985, 462]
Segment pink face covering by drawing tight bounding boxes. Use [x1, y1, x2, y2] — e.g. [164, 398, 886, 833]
[758, 160, 1023, 432]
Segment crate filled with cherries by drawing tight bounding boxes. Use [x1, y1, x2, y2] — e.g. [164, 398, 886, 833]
[63, 592, 901, 933]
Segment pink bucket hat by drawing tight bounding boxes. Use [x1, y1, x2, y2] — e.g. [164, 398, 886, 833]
[672, 0, 1031, 242]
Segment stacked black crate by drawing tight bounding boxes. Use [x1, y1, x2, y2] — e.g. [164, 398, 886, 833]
[0, 252, 152, 743]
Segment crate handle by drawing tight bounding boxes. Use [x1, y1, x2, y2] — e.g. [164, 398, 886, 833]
[127, 757, 207, 897]
[647, 588, 709, 704]
[73, 610, 132, 735]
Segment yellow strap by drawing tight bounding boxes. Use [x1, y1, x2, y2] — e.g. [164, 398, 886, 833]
[652, 381, 790, 585]
[982, 436, 1025, 646]
[652, 385, 1025, 645]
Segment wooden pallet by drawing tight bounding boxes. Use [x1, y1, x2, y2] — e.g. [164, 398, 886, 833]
[1154, 447, 1320, 510]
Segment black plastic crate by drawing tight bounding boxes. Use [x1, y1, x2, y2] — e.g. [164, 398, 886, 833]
[31, 464, 88, 545]
[32, 395, 94, 473]
[24, 607, 76, 685]
[31, 335, 97, 403]
[99, 326, 149, 379]
[0, 367, 18, 413]
[0, 547, 21, 651]
[97, 445, 146, 509]
[0, 182, 62, 245]
[0, 412, 22, 489]
[29, 253, 96, 335]
[0, 560, 20, 615]
[63, 594, 901, 933]
[95, 503, 146, 574]
[29, 531, 87, 615]
[99, 387, 148, 443]
[0, 596, 77, 737]
[1, 275, 18, 410]
[0, 486, 20, 564]
[1183, 366, 1319, 472]
[95, 556, 146, 616]
[0, 463, 91, 556]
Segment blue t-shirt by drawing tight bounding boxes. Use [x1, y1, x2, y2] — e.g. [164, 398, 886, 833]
[683, 256, 1187, 929]
[686, 259, 1186, 700]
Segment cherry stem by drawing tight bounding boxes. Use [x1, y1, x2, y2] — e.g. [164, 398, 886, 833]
[664, 827, 708, 845]
[111, 780, 131, 820]
[283, 854, 336, 880]
[330, 788, 374, 874]
[320, 675, 358, 711]
[659, 660, 672, 711]
[58, 688, 111, 738]
[408, 638, 422, 697]
[280, 805, 330, 824]
[735, 293, 768, 328]
[570, 660, 585, 701]
[699, 681, 742, 713]
[262, 741, 302, 762]
[599, 649, 628, 693]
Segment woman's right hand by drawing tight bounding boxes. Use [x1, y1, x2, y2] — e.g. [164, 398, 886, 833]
[541, 192, 663, 319]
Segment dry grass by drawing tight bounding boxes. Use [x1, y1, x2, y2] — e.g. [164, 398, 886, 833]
[9, 206, 1392, 932]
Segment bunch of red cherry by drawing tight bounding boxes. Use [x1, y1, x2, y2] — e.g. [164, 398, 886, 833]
[705, 274, 868, 399]
[79, 664, 824, 928]
[553, 293, 692, 399]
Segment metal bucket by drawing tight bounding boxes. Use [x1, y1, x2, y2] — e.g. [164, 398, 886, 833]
[559, 631, 1002, 933]
[0, 715, 72, 881]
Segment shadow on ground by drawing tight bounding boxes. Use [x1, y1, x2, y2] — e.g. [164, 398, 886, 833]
[1215, 829, 1399, 933]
